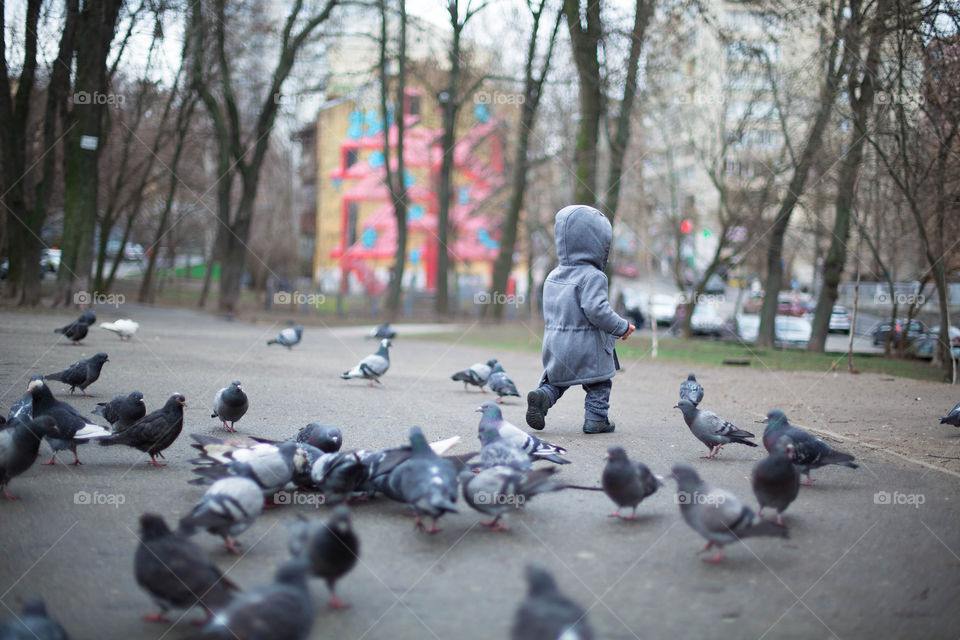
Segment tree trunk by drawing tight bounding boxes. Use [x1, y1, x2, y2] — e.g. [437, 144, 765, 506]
[563, 0, 603, 206]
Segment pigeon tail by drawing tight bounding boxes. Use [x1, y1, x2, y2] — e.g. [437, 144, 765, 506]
[820, 451, 857, 468]
[728, 436, 758, 447]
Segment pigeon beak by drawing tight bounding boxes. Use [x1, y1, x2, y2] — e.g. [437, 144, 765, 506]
[474, 407, 483, 413]
[757, 417, 769, 424]
[672, 404, 679, 409]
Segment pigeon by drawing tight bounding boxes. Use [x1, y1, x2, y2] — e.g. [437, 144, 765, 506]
[296, 423, 342, 453]
[44, 352, 109, 396]
[179, 477, 265, 555]
[939, 402, 960, 427]
[211, 381, 248, 432]
[100, 318, 139, 340]
[340, 339, 390, 385]
[0, 599, 70, 640]
[669, 463, 788, 563]
[267, 325, 303, 349]
[369, 322, 396, 340]
[53, 311, 93, 344]
[97, 394, 186, 467]
[679, 372, 704, 406]
[451, 358, 498, 392]
[28, 379, 111, 465]
[383, 427, 459, 533]
[93, 391, 146, 433]
[674, 399, 757, 459]
[601, 446, 662, 520]
[460, 465, 580, 531]
[189, 435, 298, 497]
[477, 421, 532, 472]
[6, 374, 42, 424]
[511, 564, 594, 640]
[488, 362, 521, 403]
[134, 513, 238, 624]
[288, 505, 359, 609]
[308, 451, 366, 503]
[192, 561, 313, 640]
[0, 416, 60, 499]
[77, 310, 96, 325]
[357, 436, 464, 498]
[760, 409, 857, 485]
[476, 402, 569, 465]
[751, 437, 800, 525]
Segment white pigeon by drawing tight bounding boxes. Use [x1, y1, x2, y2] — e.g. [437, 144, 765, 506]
[340, 339, 391, 386]
[100, 319, 139, 340]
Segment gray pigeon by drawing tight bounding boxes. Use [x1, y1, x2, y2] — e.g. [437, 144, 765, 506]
[488, 363, 521, 403]
[601, 446, 662, 520]
[384, 427, 458, 533]
[287, 505, 359, 609]
[674, 399, 757, 459]
[476, 402, 569, 465]
[296, 423, 342, 453]
[669, 463, 788, 563]
[6, 375, 42, 424]
[751, 437, 800, 525]
[189, 435, 298, 498]
[679, 372, 704, 406]
[511, 564, 594, 640]
[460, 465, 566, 531]
[179, 476, 265, 554]
[370, 322, 396, 340]
[939, 402, 960, 427]
[134, 513, 238, 624]
[308, 451, 366, 503]
[761, 409, 857, 485]
[0, 417, 60, 500]
[451, 358, 498, 391]
[211, 381, 249, 432]
[268, 325, 303, 349]
[193, 561, 313, 640]
[44, 352, 109, 397]
[28, 379, 111, 465]
[94, 391, 146, 433]
[477, 422, 532, 472]
[340, 339, 391, 385]
[0, 599, 69, 640]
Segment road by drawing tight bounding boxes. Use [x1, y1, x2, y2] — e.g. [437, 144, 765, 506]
[0, 304, 957, 639]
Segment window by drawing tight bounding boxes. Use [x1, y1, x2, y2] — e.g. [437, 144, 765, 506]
[345, 149, 358, 168]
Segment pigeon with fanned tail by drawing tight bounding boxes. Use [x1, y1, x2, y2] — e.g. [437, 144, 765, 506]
[28, 379, 112, 465]
[674, 399, 757, 459]
[94, 391, 146, 433]
[679, 372, 704, 406]
[511, 564, 594, 640]
[100, 318, 139, 340]
[602, 446, 662, 520]
[451, 358, 498, 392]
[488, 363, 521, 403]
[383, 427, 458, 533]
[0, 416, 60, 499]
[44, 352, 109, 397]
[476, 402, 569, 465]
[760, 409, 857, 485]
[211, 381, 248, 432]
[189, 435, 298, 497]
[134, 513, 238, 625]
[939, 402, 960, 427]
[179, 476, 264, 555]
[669, 463, 788, 563]
[357, 436, 463, 498]
[98, 394, 186, 467]
[340, 339, 390, 386]
[268, 325, 303, 349]
[751, 437, 800, 525]
[0, 599, 70, 640]
[191, 561, 313, 640]
[288, 506, 359, 610]
[308, 451, 366, 503]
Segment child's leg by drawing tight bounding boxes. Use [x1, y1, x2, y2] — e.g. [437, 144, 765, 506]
[582, 379, 614, 433]
[526, 378, 566, 431]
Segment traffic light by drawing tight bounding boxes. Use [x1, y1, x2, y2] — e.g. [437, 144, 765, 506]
[680, 219, 693, 234]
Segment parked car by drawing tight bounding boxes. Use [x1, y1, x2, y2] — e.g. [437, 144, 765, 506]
[735, 313, 812, 346]
[828, 305, 851, 334]
[106, 240, 145, 261]
[704, 273, 726, 295]
[871, 319, 925, 346]
[1, 248, 61, 279]
[613, 262, 639, 278]
[617, 288, 646, 328]
[650, 294, 679, 327]
[675, 302, 726, 336]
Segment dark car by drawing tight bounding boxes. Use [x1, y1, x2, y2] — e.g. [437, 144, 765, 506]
[872, 319, 925, 346]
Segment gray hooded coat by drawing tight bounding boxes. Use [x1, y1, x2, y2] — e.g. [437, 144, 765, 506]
[540, 206, 630, 386]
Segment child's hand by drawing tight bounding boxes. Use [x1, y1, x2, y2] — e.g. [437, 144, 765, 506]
[621, 324, 636, 340]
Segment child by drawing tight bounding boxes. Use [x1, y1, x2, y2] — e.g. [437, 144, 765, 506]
[526, 205, 635, 434]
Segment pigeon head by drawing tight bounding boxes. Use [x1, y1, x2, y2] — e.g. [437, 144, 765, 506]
[165, 393, 187, 409]
[524, 564, 559, 597]
[476, 402, 502, 421]
[486, 358, 498, 367]
[606, 446, 629, 462]
[328, 505, 353, 535]
[79, 310, 96, 324]
[408, 426, 430, 454]
[668, 463, 704, 492]
[231, 381, 242, 389]
[478, 422, 501, 445]
[130, 391, 145, 404]
[687, 373, 697, 381]
[673, 399, 697, 417]
[139, 513, 173, 540]
[27, 378, 53, 403]
[490, 362, 505, 373]
[761, 409, 789, 431]
[92, 352, 109, 364]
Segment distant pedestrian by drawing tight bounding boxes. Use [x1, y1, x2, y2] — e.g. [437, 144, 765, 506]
[525, 205, 634, 434]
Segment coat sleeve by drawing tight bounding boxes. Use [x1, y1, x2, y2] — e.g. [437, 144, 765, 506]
[579, 272, 630, 336]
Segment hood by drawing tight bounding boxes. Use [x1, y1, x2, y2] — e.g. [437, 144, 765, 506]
[554, 205, 612, 269]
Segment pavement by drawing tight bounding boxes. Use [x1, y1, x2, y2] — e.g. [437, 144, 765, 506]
[0, 303, 958, 639]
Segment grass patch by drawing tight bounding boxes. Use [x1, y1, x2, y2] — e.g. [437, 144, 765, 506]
[410, 324, 948, 383]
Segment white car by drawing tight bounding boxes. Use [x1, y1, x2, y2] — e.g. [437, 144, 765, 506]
[650, 293, 679, 327]
[736, 314, 812, 345]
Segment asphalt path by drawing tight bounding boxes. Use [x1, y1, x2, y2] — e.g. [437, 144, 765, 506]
[0, 304, 957, 639]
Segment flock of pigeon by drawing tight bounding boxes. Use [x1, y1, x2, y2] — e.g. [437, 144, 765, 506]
[1, 313, 956, 639]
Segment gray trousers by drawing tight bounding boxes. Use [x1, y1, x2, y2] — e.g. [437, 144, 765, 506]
[539, 378, 612, 422]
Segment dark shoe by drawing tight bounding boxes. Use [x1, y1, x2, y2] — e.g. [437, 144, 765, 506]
[583, 419, 615, 434]
[526, 389, 550, 431]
